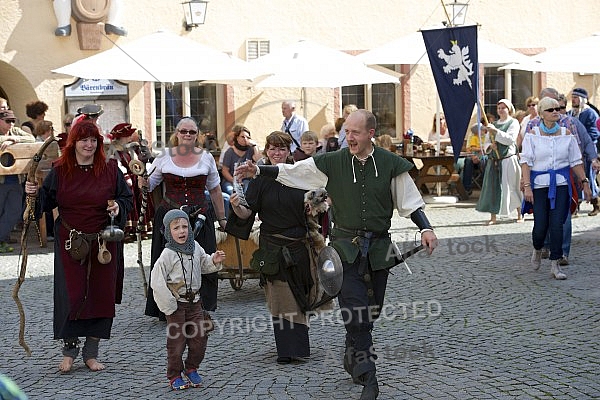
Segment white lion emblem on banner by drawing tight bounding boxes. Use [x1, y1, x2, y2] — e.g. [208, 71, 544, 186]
[437, 40, 474, 88]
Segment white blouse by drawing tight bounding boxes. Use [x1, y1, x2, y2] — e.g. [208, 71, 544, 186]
[148, 149, 220, 192]
[520, 128, 583, 188]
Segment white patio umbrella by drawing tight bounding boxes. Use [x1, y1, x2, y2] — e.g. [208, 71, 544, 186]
[52, 29, 258, 83]
[357, 31, 531, 66]
[250, 39, 401, 88]
[499, 32, 600, 74]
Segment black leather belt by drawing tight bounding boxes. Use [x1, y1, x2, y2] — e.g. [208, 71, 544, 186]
[332, 226, 389, 239]
[162, 196, 204, 218]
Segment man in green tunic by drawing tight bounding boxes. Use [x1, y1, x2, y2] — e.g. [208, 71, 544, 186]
[237, 109, 438, 400]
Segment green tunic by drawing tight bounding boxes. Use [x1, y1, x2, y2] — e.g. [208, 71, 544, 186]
[313, 147, 413, 270]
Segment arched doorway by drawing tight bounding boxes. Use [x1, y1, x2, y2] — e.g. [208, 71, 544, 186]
[0, 61, 38, 124]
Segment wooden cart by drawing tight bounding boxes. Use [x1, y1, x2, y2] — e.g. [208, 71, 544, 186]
[216, 233, 260, 290]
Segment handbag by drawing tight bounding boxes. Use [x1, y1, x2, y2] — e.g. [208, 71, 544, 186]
[249, 247, 281, 275]
[224, 205, 256, 240]
[62, 219, 94, 262]
[65, 230, 91, 261]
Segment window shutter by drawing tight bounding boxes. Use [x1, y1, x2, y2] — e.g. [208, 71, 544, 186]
[246, 39, 270, 60]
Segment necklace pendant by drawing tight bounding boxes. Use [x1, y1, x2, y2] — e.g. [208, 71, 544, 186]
[184, 289, 195, 302]
[77, 164, 93, 172]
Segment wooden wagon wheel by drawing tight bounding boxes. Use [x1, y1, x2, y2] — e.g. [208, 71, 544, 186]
[229, 277, 244, 291]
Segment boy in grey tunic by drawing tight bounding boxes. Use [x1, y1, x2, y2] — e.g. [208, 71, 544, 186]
[151, 209, 225, 390]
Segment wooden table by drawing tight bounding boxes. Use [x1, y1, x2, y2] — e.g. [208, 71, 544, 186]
[404, 152, 469, 200]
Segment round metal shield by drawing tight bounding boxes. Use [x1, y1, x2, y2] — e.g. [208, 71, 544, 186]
[317, 246, 343, 296]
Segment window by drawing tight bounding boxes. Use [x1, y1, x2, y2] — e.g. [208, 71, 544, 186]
[341, 64, 397, 137]
[190, 84, 217, 134]
[155, 83, 182, 144]
[155, 82, 217, 144]
[246, 39, 270, 60]
[372, 83, 396, 137]
[341, 85, 365, 110]
[484, 67, 533, 118]
[511, 70, 534, 112]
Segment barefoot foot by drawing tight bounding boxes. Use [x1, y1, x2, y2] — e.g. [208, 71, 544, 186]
[58, 356, 74, 373]
[85, 359, 105, 371]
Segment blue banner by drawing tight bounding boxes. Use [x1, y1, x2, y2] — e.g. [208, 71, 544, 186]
[421, 25, 479, 160]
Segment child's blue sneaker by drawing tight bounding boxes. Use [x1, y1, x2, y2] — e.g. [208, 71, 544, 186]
[169, 376, 190, 391]
[184, 369, 203, 387]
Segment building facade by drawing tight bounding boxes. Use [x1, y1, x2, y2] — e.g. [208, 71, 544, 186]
[1, 0, 598, 147]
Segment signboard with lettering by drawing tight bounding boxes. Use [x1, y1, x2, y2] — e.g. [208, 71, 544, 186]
[65, 78, 128, 97]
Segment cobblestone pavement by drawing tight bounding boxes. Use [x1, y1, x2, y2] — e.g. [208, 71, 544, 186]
[1, 198, 599, 400]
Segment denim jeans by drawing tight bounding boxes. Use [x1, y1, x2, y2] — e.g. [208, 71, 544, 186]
[0, 182, 23, 242]
[204, 190, 230, 218]
[456, 156, 483, 192]
[532, 185, 569, 261]
[543, 212, 571, 257]
[221, 181, 233, 196]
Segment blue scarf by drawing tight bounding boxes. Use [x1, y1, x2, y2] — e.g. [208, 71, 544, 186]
[540, 122, 559, 134]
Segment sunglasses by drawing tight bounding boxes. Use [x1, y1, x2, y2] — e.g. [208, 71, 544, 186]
[2, 119, 16, 124]
[559, 106, 567, 110]
[64, 122, 72, 127]
[527, 104, 537, 107]
[544, 107, 562, 113]
[178, 129, 198, 135]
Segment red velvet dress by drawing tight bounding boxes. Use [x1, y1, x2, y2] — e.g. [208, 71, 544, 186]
[40, 160, 133, 339]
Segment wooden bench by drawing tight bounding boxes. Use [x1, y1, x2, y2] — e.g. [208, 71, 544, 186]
[406, 153, 469, 200]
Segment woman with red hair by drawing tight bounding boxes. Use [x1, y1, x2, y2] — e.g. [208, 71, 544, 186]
[25, 120, 133, 373]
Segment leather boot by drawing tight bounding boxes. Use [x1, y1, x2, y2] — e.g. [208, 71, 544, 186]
[359, 371, 379, 400]
[550, 259, 567, 280]
[344, 347, 362, 384]
[343, 346, 353, 375]
[531, 249, 542, 271]
[589, 198, 599, 216]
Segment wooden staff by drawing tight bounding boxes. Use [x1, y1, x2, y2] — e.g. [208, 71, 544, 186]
[130, 159, 152, 298]
[13, 134, 57, 356]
